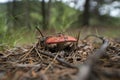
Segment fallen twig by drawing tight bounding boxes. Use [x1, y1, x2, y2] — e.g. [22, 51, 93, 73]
[36, 26, 44, 37]
[99, 68, 120, 79]
[13, 63, 41, 68]
[20, 45, 35, 61]
[38, 50, 77, 69]
[85, 38, 109, 66]
[76, 37, 109, 80]
[43, 52, 59, 73]
[35, 47, 43, 61]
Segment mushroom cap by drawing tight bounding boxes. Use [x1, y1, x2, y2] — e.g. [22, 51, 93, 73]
[45, 34, 77, 44]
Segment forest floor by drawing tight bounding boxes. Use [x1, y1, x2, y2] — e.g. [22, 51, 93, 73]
[0, 27, 120, 80]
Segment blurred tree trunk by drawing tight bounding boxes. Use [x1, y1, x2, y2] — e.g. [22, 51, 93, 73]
[24, 0, 31, 29]
[41, 0, 47, 30]
[46, 0, 51, 28]
[12, 0, 18, 27]
[82, 0, 90, 26]
[41, 0, 51, 30]
[6, 0, 12, 28]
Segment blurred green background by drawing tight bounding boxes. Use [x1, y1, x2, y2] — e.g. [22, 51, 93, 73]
[0, 0, 120, 47]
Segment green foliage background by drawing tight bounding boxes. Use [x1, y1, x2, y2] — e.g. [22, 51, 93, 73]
[0, 1, 120, 48]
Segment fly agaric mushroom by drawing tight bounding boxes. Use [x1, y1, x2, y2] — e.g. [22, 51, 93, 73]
[35, 27, 78, 51]
[45, 34, 77, 44]
[45, 33, 77, 51]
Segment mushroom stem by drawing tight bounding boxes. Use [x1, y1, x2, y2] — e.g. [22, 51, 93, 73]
[57, 42, 65, 50]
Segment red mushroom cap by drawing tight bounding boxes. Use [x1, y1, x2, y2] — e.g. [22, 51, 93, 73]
[45, 34, 77, 44]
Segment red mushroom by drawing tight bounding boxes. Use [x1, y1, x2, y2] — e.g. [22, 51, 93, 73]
[45, 34, 77, 44]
